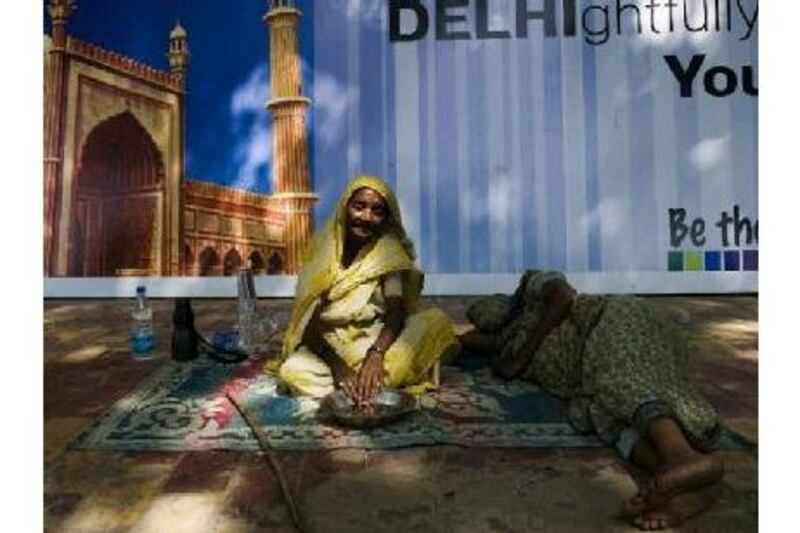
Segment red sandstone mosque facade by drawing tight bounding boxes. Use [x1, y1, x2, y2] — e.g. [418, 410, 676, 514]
[43, 0, 316, 277]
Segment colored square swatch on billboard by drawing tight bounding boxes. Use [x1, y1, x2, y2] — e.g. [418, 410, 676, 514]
[704, 251, 721, 271]
[724, 250, 741, 271]
[668, 252, 683, 271]
[685, 252, 703, 271]
[743, 250, 758, 271]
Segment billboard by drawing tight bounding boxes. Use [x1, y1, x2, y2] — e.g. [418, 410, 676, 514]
[43, 0, 758, 296]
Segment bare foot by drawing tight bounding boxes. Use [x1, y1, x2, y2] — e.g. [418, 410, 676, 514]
[641, 450, 723, 509]
[633, 482, 722, 530]
[619, 492, 648, 518]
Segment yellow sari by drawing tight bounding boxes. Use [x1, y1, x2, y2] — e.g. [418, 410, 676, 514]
[274, 176, 459, 398]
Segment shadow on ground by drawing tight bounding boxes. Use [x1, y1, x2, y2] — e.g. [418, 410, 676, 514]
[44, 296, 758, 532]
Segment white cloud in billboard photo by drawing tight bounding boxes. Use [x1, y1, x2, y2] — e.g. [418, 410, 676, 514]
[230, 64, 270, 117]
[345, 0, 387, 30]
[690, 135, 730, 174]
[311, 66, 357, 149]
[224, 55, 364, 191]
[580, 197, 625, 238]
[229, 65, 272, 190]
[488, 170, 512, 227]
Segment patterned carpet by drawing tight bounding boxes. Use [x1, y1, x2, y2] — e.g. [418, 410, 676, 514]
[70, 354, 749, 452]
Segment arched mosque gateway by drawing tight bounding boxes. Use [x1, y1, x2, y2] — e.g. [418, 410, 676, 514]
[44, 0, 316, 277]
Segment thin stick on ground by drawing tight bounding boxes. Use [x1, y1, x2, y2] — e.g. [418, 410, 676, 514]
[226, 393, 306, 533]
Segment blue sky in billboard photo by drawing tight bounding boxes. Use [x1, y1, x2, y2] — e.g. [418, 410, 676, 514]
[44, 0, 315, 194]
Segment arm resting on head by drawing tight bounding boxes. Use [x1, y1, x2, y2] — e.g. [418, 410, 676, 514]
[493, 277, 576, 380]
[519, 278, 576, 355]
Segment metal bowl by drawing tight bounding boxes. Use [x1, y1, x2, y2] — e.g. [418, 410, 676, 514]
[319, 389, 417, 428]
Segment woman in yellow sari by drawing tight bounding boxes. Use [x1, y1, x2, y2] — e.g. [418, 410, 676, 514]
[275, 176, 459, 403]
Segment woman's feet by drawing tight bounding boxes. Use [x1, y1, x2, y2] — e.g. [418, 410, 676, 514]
[640, 449, 723, 508]
[632, 482, 722, 530]
[621, 449, 723, 530]
[622, 450, 722, 516]
[620, 492, 649, 518]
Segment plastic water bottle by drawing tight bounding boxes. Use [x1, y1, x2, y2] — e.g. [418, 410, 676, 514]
[131, 286, 155, 359]
[236, 268, 257, 353]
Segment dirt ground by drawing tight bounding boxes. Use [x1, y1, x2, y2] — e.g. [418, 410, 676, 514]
[44, 295, 757, 532]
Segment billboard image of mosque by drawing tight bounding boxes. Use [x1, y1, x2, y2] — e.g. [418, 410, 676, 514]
[43, 0, 315, 277]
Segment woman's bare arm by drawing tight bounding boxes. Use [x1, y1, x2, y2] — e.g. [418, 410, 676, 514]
[493, 278, 575, 379]
[371, 296, 406, 352]
[519, 278, 575, 354]
[355, 296, 407, 403]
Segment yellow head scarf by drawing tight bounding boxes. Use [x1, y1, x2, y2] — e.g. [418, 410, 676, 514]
[282, 176, 424, 357]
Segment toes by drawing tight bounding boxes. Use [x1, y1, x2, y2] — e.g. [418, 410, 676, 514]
[641, 476, 672, 507]
[634, 512, 670, 531]
[652, 516, 670, 530]
[620, 493, 648, 517]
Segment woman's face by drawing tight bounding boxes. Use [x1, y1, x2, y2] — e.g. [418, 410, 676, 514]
[345, 187, 388, 241]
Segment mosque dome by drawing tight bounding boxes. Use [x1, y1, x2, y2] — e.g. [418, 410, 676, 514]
[170, 22, 187, 40]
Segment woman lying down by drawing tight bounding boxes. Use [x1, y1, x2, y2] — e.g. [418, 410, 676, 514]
[459, 270, 724, 531]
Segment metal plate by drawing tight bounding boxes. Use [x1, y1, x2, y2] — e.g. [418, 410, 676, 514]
[319, 389, 417, 428]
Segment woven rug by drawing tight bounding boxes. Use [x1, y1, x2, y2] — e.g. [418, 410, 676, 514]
[70, 355, 750, 452]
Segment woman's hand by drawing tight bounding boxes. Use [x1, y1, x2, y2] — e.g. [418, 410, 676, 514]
[331, 361, 359, 401]
[354, 349, 386, 405]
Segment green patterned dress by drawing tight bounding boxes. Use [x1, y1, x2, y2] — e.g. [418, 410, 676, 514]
[466, 270, 720, 455]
